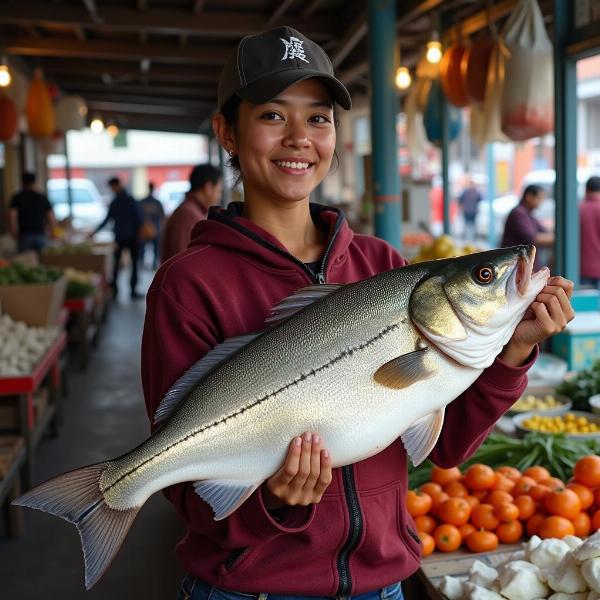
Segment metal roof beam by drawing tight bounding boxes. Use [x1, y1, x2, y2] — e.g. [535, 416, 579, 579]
[266, 0, 296, 28]
[85, 99, 210, 117]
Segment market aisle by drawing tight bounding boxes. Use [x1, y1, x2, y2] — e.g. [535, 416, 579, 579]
[0, 269, 185, 599]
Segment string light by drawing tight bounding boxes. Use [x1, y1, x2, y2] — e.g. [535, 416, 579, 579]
[90, 117, 104, 134]
[395, 66, 412, 90]
[0, 56, 11, 88]
[106, 124, 119, 138]
[426, 39, 442, 64]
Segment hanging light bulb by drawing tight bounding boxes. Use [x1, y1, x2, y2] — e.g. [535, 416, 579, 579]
[426, 31, 442, 64]
[106, 123, 119, 138]
[90, 116, 104, 134]
[0, 56, 12, 88]
[395, 66, 412, 90]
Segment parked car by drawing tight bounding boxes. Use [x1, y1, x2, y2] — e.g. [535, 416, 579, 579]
[47, 178, 107, 231]
[157, 180, 190, 215]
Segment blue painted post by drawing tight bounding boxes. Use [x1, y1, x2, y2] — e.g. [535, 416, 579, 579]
[368, 0, 402, 250]
[441, 91, 450, 235]
[487, 144, 496, 247]
[553, 0, 579, 282]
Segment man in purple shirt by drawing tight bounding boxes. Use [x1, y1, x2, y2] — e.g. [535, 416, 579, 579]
[580, 176, 600, 287]
[502, 184, 554, 269]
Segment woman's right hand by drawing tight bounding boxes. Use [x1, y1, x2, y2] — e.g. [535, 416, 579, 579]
[262, 432, 332, 510]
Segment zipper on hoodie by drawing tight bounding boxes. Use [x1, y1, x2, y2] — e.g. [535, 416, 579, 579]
[336, 465, 363, 596]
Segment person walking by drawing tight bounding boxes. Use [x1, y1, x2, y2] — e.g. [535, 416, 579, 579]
[139, 182, 165, 269]
[9, 172, 57, 253]
[142, 26, 574, 600]
[91, 176, 143, 300]
[458, 177, 482, 241]
[160, 165, 222, 262]
[580, 175, 600, 288]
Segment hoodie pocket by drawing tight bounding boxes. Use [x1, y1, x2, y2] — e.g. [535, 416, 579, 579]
[219, 547, 254, 576]
[397, 501, 422, 560]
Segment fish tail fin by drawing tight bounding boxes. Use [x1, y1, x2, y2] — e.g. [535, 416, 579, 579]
[13, 463, 140, 589]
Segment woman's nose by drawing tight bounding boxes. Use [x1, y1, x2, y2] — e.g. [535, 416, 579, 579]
[282, 120, 311, 148]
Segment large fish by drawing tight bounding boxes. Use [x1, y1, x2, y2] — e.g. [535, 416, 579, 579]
[15, 244, 548, 589]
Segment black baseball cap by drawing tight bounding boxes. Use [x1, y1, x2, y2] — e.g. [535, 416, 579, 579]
[217, 26, 352, 112]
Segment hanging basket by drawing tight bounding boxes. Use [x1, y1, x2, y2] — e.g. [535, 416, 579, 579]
[55, 95, 88, 132]
[26, 69, 55, 138]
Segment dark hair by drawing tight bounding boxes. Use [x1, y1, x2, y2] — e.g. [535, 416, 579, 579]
[189, 164, 222, 192]
[586, 176, 600, 194]
[219, 91, 341, 182]
[108, 176, 120, 187]
[521, 184, 544, 203]
[148, 182, 155, 193]
[22, 172, 36, 185]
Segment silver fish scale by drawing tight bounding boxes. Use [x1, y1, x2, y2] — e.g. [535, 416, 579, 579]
[100, 266, 445, 508]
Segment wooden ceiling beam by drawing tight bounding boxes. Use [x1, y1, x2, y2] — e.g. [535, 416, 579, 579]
[330, 12, 367, 68]
[266, 0, 296, 28]
[0, 4, 336, 40]
[84, 93, 213, 110]
[301, 0, 322, 19]
[5, 37, 231, 64]
[137, 0, 147, 10]
[85, 98, 210, 117]
[88, 110, 207, 133]
[193, 0, 206, 14]
[60, 81, 215, 98]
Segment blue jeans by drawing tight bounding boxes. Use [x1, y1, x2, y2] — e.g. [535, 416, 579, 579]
[18, 234, 47, 253]
[178, 576, 404, 600]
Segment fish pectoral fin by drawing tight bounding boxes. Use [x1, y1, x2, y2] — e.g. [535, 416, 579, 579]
[373, 347, 436, 389]
[193, 479, 261, 521]
[401, 408, 445, 467]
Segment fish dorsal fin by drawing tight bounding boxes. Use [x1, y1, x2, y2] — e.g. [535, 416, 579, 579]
[265, 284, 343, 327]
[373, 347, 436, 389]
[193, 479, 260, 520]
[153, 333, 260, 425]
[401, 408, 445, 467]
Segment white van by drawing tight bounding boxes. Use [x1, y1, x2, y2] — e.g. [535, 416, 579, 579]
[157, 180, 190, 215]
[47, 178, 107, 231]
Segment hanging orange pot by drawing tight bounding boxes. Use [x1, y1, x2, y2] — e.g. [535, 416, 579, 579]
[461, 35, 494, 104]
[26, 69, 55, 138]
[440, 43, 470, 107]
[0, 94, 18, 141]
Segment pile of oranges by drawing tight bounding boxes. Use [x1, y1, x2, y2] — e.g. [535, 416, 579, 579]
[407, 455, 600, 557]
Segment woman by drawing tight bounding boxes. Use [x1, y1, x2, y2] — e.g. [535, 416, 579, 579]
[142, 26, 574, 600]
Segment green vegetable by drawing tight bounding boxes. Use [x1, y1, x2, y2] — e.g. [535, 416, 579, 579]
[407, 431, 600, 489]
[66, 281, 95, 299]
[0, 263, 62, 285]
[556, 360, 600, 411]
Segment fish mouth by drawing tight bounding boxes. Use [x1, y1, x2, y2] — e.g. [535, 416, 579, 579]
[514, 244, 549, 296]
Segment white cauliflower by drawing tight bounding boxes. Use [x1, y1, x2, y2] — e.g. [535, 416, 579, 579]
[438, 575, 463, 600]
[461, 582, 504, 599]
[563, 537, 585, 552]
[575, 533, 600, 562]
[499, 560, 549, 600]
[544, 553, 588, 593]
[581, 558, 600, 594]
[530, 539, 572, 569]
[469, 560, 499, 588]
[548, 593, 589, 600]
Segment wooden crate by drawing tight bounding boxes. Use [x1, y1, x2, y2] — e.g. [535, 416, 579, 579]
[0, 436, 24, 478]
[0, 388, 48, 430]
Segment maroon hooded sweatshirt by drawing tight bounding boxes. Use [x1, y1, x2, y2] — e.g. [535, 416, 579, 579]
[142, 203, 534, 596]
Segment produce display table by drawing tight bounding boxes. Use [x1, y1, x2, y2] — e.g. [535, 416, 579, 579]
[0, 332, 67, 489]
[65, 294, 98, 370]
[0, 436, 25, 538]
[415, 543, 521, 599]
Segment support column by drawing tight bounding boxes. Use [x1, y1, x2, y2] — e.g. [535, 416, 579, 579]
[553, 0, 578, 282]
[441, 92, 451, 235]
[368, 0, 401, 249]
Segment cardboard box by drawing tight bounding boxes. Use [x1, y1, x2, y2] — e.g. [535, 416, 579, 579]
[41, 248, 113, 279]
[571, 289, 600, 312]
[551, 311, 600, 371]
[0, 276, 67, 326]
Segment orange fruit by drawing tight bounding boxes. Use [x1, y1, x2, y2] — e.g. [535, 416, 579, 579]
[567, 482, 594, 511]
[514, 495, 536, 520]
[406, 490, 433, 517]
[495, 502, 519, 523]
[574, 456, 600, 488]
[496, 520, 523, 543]
[433, 524, 462, 552]
[528, 484, 551, 502]
[414, 514, 437, 534]
[540, 477, 566, 491]
[465, 464, 496, 491]
[572, 512, 592, 537]
[444, 481, 469, 498]
[523, 466, 551, 482]
[472, 489, 488, 501]
[512, 476, 537, 497]
[458, 523, 476, 543]
[466, 529, 499, 553]
[544, 489, 582, 520]
[437, 497, 471, 526]
[429, 491, 450, 516]
[464, 495, 480, 510]
[526, 513, 546, 537]
[593, 487, 600, 508]
[471, 504, 500, 531]
[418, 530, 435, 557]
[420, 482, 443, 497]
[496, 466, 522, 482]
[591, 508, 600, 532]
[431, 466, 462, 487]
[486, 490, 514, 508]
[489, 473, 515, 493]
[538, 515, 575, 539]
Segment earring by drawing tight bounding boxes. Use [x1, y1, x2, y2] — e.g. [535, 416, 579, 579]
[228, 149, 235, 158]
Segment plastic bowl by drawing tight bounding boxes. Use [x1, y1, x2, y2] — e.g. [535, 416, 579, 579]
[506, 388, 572, 417]
[513, 410, 600, 440]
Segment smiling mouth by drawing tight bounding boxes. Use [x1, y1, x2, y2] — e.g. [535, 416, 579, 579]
[273, 160, 314, 171]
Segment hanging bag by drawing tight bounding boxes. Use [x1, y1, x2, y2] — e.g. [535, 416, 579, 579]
[500, 0, 553, 141]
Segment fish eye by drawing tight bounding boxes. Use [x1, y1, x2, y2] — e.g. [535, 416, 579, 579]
[473, 264, 495, 285]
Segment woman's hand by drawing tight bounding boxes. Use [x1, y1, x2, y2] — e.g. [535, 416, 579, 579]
[500, 276, 575, 366]
[262, 431, 332, 511]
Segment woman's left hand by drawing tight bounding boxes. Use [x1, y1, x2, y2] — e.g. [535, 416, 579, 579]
[499, 276, 575, 367]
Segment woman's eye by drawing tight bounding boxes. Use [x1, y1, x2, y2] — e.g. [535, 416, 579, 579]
[310, 114, 331, 124]
[474, 265, 495, 284]
[261, 112, 283, 121]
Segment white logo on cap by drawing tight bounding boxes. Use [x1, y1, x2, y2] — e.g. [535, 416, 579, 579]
[280, 37, 309, 63]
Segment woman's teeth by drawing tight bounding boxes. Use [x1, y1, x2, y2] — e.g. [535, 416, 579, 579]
[275, 160, 311, 170]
